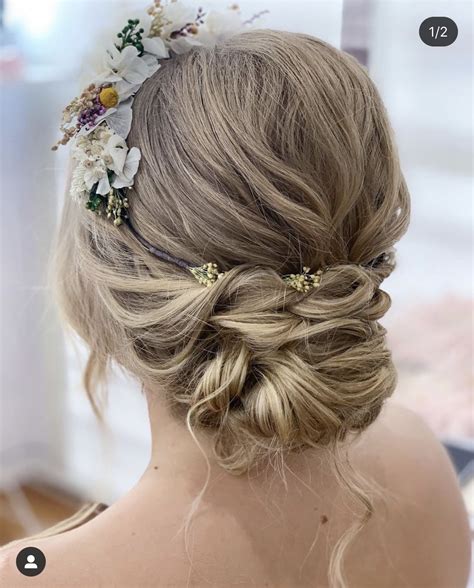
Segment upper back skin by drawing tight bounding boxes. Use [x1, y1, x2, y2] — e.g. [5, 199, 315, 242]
[0, 401, 470, 588]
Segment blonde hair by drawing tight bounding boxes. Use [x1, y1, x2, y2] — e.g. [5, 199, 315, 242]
[53, 29, 409, 586]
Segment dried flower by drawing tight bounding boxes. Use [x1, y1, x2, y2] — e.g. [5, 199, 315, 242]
[188, 262, 226, 287]
[99, 87, 119, 108]
[282, 267, 323, 292]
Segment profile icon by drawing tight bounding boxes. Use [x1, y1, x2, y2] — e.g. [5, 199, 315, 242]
[24, 554, 38, 569]
[16, 546, 46, 576]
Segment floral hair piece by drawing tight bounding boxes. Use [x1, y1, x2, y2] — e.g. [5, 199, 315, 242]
[53, 1, 267, 225]
[51, 1, 372, 293]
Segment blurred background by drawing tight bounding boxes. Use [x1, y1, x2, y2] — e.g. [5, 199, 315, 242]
[0, 0, 472, 556]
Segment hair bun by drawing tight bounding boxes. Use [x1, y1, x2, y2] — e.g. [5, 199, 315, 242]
[171, 261, 395, 474]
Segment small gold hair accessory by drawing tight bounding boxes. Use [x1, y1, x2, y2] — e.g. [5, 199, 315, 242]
[281, 266, 323, 292]
[188, 263, 323, 290]
[188, 263, 226, 287]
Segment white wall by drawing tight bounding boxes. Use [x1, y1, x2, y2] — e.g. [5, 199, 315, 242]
[369, 0, 473, 313]
[0, 76, 67, 489]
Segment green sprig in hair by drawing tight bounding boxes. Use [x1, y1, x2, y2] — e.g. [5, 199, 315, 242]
[116, 19, 146, 55]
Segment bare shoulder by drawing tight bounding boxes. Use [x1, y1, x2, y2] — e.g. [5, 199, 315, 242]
[0, 502, 110, 587]
[0, 518, 107, 587]
[0, 536, 49, 587]
[363, 400, 468, 492]
[349, 400, 471, 588]
[1, 534, 70, 587]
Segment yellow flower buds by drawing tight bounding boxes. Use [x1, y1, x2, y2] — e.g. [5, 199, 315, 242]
[99, 87, 119, 108]
[282, 267, 323, 292]
[189, 262, 226, 287]
[188, 263, 324, 291]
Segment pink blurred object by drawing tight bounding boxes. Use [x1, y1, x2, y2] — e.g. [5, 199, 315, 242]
[0, 46, 25, 81]
[386, 295, 473, 439]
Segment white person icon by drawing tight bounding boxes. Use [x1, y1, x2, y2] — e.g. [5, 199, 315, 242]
[24, 554, 38, 569]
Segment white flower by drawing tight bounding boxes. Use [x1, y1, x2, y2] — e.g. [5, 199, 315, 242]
[104, 102, 133, 138]
[95, 44, 151, 100]
[96, 175, 112, 195]
[101, 44, 148, 84]
[72, 131, 111, 196]
[168, 34, 203, 55]
[83, 159, 110, 195]
[94, 125, 113, 143]
[104, 133, 128, 175]
[140, 53, 161, 78]
[112, 147, 141, 189]
[74, 125, 111, 156]
[196, 10, 243, 47]
[150, 1, 205, 54]
[142, 36, 169, 59]
[160, 2, 197, 38]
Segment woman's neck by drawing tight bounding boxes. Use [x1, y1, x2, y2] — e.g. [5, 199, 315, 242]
[140, 386, 323, 497]
[142, 388, 225, 485]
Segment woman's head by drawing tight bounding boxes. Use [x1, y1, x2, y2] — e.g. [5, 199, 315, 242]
[55, 29, 409, 474]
